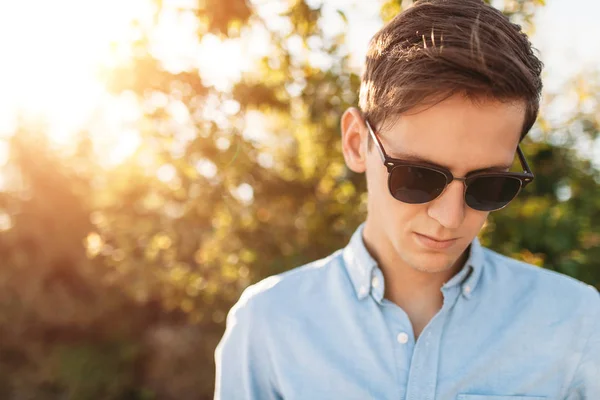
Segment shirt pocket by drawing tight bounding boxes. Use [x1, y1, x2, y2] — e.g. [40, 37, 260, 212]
[457, 395, 547, 400]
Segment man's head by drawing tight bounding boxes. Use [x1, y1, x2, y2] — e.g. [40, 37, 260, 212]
[359, 0, 543, 143]
[341, 0, 543, 275]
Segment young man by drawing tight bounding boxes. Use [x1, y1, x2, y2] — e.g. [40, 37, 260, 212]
[215, 0, 600, 398]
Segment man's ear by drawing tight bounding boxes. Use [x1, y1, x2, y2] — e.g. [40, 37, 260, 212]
[341, 107, 368, 174]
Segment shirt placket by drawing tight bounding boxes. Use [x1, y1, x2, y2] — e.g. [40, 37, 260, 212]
[370, 267, 412, 399]
[379, 298, 412, 400]
[404, 286, 460, 400]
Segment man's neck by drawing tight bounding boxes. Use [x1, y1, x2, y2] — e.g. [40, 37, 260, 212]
[361, 223, 469, 338]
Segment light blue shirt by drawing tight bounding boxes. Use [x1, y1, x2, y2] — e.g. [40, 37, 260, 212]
[214, 222, 600, 399]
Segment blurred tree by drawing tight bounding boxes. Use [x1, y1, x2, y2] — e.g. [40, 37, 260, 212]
[0, 0, 597, 398]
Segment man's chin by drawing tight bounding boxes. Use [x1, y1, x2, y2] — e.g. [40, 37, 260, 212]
[406, 252, 463, 274]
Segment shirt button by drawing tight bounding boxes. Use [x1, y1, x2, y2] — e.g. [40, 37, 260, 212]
[359, 286, 367, 296]
[371, 276, 379, 288]
[397, 332, 409, 344]
[463, 285, 472, 295]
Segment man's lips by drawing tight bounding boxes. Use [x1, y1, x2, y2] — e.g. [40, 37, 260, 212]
[413, 232, 458, 249]
[416, 233, 458, 242]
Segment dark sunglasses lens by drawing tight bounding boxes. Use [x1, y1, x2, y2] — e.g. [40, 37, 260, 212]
[389, 166, 447, 203]
[466, 176, 522, 211]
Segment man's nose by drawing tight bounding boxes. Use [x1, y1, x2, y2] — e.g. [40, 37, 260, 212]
[426, 180, 466, 230]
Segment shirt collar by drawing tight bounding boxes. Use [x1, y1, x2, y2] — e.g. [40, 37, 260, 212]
[342, 222, 378, 300]
[342, 222, 485, 301]
[441, 235, 485, 299]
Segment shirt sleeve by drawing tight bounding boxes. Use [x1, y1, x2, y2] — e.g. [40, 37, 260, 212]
[214, 285, 281, 400]
[565, 286, 600, 399]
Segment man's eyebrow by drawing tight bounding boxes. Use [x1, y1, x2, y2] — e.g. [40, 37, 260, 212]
[389, 152, 513, 173]
[389, 152, 443, 166]
[469, 164, 513, 173]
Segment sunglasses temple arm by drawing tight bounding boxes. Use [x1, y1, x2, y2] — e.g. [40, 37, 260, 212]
[365, 120, 388, 164]
[516, 145, 534, 176]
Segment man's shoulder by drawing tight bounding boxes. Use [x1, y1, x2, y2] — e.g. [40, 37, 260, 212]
[482, 246, 599, 311]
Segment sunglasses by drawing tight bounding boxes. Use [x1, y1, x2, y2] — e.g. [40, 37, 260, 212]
[365, 120, 535, 212]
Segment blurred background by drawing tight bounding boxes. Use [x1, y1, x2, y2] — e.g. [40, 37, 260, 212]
[0, 0, 598, 398]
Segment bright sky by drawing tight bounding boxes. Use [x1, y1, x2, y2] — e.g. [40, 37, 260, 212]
[0, 0, 598, 172]
[533, 0, 600, 91]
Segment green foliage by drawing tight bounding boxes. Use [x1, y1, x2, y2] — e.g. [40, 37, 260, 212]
[0, 0, 598, 399]
[52, 342, 145, 400]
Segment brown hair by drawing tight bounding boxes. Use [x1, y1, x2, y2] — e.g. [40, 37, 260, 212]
[359, 0, 543, 144]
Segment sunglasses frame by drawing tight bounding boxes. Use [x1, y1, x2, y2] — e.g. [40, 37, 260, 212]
[364, 119, 535, 211]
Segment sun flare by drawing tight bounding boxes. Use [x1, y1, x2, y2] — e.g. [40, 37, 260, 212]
[0, 0, 258, 170]
[0, 0, 150, 145]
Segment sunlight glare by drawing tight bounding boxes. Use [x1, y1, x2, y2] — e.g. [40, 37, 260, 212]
[0, 0, 151, 148]
[0, 141, 8, 167]
[196, 34, 250, 91]
[0, 0, 270, 167]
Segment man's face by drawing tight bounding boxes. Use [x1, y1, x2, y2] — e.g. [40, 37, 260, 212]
[347, 95, 525, 274]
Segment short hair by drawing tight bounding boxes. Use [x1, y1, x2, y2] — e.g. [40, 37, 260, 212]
[359, 0, 543, 144]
